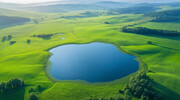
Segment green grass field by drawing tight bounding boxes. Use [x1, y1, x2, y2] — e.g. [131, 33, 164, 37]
[0, 8, 180, 100]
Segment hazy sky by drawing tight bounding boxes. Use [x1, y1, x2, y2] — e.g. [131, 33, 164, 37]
[0, 0, 60, 4]
[0, 0, 179, 4]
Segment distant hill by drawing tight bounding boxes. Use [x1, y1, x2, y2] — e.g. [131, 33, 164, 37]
[107, 4, 160, 15]
[21, 4, 105, 13]
[0, 1, 180, 13]
[0, 8, 31, 29]
[0, 1, 133, 13]
[19, 1, 133, 13]
[94, 1, 133, 8]
[0, 15, 30, 29]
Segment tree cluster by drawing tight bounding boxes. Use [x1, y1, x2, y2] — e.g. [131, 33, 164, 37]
[122, 26, 180, 36]
[123, 70, 160, 100]
[150, 16, 179, 22]
[107, 6, 158, 15]
[144, 9, 180, 22]
[27, 85, 42, 100]
[1, 35, 12, 42]
[33, 34, 54, 40]
[29, 92, 39, 100]
[85, 95, 122, 100]
[145, 9, 180, 17]
[0, 78, 24, 93]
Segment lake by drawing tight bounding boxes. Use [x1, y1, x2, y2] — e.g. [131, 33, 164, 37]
[49, 43, 139, 82]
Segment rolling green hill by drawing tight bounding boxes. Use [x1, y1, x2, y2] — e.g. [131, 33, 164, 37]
[0, 3, 179, 100]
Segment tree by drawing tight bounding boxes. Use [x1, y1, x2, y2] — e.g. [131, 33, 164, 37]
[29, 92, 39, 100]
[37, 85, 42, 91]
[0, 78, 24, 93]
[108, 96, 114, 100]
[10, 41, 16, 45]
[140, 94, 150, 100]
[1, 36, 6, 42]
[22, 80, 25, 86]
[8, 78, 23, 88]
[7, 35, 12, 41]
[86, 96, 93, 100]
[124, 89, 132, 100]
[0, 82, 6, 92]
[125, 94, 132, 100]
[104, 22, 110, 24]
[27, 39, 31, 44]
[119, 89, 124, 94]
[123, 84, 129, 91]
[28, 88, 35, 93]
[124, 89, 131, 95]
[134, 86, 144, 97]
[33, 19, 39, 24]
[147, 41, 152, 44]
[99, 97, 105, 100]
[115, 95, 121, 100]
[6, 82, 13, 90]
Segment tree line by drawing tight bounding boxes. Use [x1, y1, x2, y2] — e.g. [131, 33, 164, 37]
[0, 78, 24, 93]
[0, 78, 40, 100]
[85, 95, 122, 100]
[122, 26, 180, 36]
[33, 34, 54, 40]
[150, 16, 178, 22]
[107, 5, 158, 15]
[145, 9, 180, 17]
[144, 9, 180, 22]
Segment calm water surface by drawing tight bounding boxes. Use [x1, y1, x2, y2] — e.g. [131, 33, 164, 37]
[49, 43, 139, 82]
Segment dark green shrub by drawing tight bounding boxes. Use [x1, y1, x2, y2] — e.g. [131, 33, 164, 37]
[0, 78, 24, 93]
[115, 95, 121, 100]
[27, 39, 31, 44]
[1, 36, 6, 42]
[7, 35, 12, 41]
[147, 41, 152, 44]
[29, 92, 38, 100]
[123, 70, 159, 100]
[28, 88, 35, 93]
[10, 41, 16, 45]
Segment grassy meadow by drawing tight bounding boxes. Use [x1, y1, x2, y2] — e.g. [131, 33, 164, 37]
[0, 7, 180, 100]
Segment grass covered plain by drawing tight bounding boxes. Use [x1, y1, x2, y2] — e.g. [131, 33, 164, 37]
[0, 9, 180, 100]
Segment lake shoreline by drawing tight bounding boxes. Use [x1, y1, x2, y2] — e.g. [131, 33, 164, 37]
[44, 41, 147, 85]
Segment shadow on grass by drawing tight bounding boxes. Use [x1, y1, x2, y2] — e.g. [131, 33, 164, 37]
[0, 87, 25, 100]
[145, 34, 180, 41]
[153, 82, 180, 100]
[122, 31, 180, 41]
[153, 44, 180, 51]
[0, 21, 30, 30]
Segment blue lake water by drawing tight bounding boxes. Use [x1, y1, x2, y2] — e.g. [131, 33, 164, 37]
[49, 43, 139, 82]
